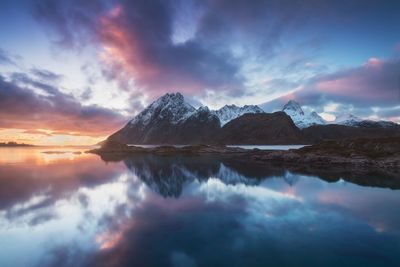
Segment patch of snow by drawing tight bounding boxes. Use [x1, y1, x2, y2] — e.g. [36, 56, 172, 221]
[213, 104, 264, 126]
[331, 113, 362, 126]
[282, 100, 325, 128]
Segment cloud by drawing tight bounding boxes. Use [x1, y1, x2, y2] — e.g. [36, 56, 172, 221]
[30, 0, 400, 117]
[0, 74, 127, 136]
[262, 57, 400, 122]
[33, 0, 244, 99]
[33, 0, 356, 102]
[0, 48, 16, 65]
[32, 0, 103, 49]
[30, 68, 63, 82]
[22, 129, 52, 137]
[96, 0, 245, 98]
[306, 57, 400, 107]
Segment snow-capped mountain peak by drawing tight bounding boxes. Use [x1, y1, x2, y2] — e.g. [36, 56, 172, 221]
[129, 92, 196, 126]
[128, 93, 266, 128]
[282, 100, 325, 128]
[282, 100, 304, 115]
[213, 104, 264, 126]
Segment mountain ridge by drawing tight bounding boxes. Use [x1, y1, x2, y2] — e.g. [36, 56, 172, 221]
[107, 92, 400, 145]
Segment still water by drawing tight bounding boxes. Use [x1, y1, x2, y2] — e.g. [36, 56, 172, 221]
[0, 147, 399, 267]
[128, 145, 308, 150]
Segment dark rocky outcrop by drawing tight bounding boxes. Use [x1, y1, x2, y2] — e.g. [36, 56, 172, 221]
[302, 124, 400, 143]
[217, 112, 306, 144]
[250, 137, 400, 176]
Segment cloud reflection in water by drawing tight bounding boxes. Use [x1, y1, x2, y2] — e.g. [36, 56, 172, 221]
[0, 151, 399, 267]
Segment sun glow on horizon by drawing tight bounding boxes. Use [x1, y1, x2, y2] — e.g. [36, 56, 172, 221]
[0, 128, 106, 146]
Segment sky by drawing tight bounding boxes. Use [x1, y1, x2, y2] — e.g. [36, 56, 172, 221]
[0, 0, 399, 145]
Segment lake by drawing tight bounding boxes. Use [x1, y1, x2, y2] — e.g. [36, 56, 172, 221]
[0, 147, 399, 267]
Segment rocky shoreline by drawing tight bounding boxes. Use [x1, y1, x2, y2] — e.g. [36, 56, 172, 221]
[89, 138, 400, 176]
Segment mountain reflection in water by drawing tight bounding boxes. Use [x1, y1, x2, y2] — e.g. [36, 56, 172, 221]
[0, 147, 399, 267]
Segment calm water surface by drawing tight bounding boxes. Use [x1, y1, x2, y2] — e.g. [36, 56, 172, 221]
[0, 147, 399, 267]
[128, 144, 308, 150]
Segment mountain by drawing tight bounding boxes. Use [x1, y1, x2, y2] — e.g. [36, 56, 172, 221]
[108, 93, 220, 144]
[282, 100, 325, 129]
[331, 113, 398, 128]
[213, 104, 264, 126]
[331, 113, 361, 126]
[107, 92, 399, 145]
[109, 93, 268, 144]
[217, 112, 306, 144]
[128, 92, 195, 127]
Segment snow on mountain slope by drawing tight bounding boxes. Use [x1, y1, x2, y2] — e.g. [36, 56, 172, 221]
[331, 113, 399, 128]
[331, 113, 362, 126]
[128, 93, 264, 128]
[129, 93, 196, 126]
[282, 100, 325, 129]
[213, 104, 264, 126]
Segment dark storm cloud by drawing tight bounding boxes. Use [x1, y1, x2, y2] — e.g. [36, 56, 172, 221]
[33, 0, 105, 49]
[0, 74, 126, 135]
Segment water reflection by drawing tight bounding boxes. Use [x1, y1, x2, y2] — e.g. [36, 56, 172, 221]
[0, 149, 399, 267]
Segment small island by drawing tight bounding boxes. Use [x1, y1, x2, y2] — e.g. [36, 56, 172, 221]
[0, 141, 34, 147]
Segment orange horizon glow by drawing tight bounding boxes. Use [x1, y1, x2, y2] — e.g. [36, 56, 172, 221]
[0, 128, 107, 146]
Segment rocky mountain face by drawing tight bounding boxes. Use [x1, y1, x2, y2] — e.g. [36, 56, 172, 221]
[282, 100, 325, 128]
[217, 112, 306, 144]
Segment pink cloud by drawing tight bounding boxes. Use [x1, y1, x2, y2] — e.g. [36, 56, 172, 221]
[96, 3, 244, 102]
[314, 57, 397, 103]
[364, 57, 383, 68]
